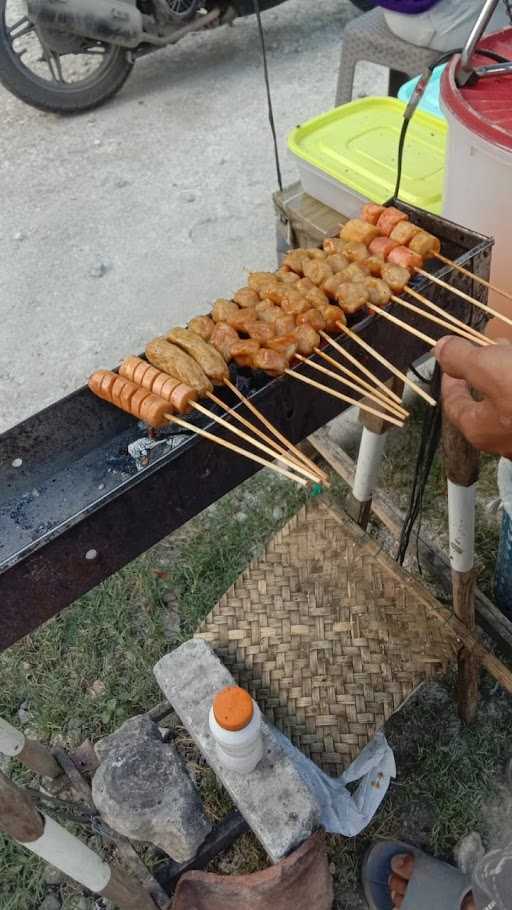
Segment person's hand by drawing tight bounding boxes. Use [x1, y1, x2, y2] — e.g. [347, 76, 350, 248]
[434, 337, 512, 458]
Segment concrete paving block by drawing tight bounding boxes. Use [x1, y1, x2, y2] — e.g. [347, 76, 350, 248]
[92, 713, 211, 863]
[153, 640, 320, 863]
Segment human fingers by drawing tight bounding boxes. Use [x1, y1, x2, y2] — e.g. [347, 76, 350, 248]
[443, 375, 512, 455]
[390, 854, 414, 879]
[388, 873, 407, 896]
[436, 337, 512, 411]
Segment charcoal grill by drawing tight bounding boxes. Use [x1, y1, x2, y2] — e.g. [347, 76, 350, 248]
[0, 202, 493, 651]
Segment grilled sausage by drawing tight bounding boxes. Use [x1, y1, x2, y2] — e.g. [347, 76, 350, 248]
[387, 246, 423, 271]
[119, 356, 197, 414]
[340, 218, 381, 245]
[210, 323, 239, 363]
[89, 370, 170, 428]
[187, 315, 214, 342]
[145, 337, 213, 397]
[369, 236, 398, 259]
[166, 327, 229, 385]
[361, 203, 386, 225]
[376, 207, 408, 236]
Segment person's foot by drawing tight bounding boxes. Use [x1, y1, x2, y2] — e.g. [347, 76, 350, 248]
[388, 854, 477, 910]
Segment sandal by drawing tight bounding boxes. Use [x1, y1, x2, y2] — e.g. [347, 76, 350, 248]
[362, 840, 472, 910]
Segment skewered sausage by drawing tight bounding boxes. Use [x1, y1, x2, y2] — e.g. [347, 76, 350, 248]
[409, 231, 441, 258]
[340, 219, 381, 245]
[166, 327, 229, 385]
[335, 282, 369, 315]
[146, 337, 213, 397]
[369, 236, 398, 259]
[89, 370, 170, 429]
[212, 298, 239, 324]
[210, 323, 239, 363]
[187, 315, 214, 342]
[364, 278, 392, 307]
[387, 246, 423, 271]
[233, 287, 260, 308]
[389, 221, 421, 245]
[253, 348, 287, 376]
[376, 207, 408, 236]
[322, 237, 347, 255]
[303, 260, 333, 287]
[361, 203, 386, 225]
[343, 241, 369, 263]
[380, 262, 411, 293]
[293, 324, 321, 356]
[246, 322, 276, 344]
[119, 356, 197, 414]
[296, 308, 326, 331]
[230, 339, 260, 368]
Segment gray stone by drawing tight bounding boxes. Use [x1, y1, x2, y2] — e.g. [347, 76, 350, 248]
[154, 640, 320, 863]
[89, 259, 112, 279]
[454, 831, 485, 874]
[38, 896, 61, 910]
[92, 714, 211, 863]
[43, 865, 66, 885]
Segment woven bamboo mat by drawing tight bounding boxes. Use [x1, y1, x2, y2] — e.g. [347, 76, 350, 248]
[196, 499, 456, 774]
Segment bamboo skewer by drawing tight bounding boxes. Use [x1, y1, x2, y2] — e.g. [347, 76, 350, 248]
[318, 330, 404, 407]
[404, 286, 493, 345]
[191, 399, 322, 485]
[285, 368, 404, 428]
[415, 267, 512, 331]
[295, 354, 408, 419]
[223, 376, 328, 483]
[166, 414, 308, 487]
[207, 390, 325, 484]
[390, 295, 491, 346]
[335, 322, 437, 408]
[366, 304, 437, 348]
[313, 348, 409, 419]
[434, 252, 512, 306]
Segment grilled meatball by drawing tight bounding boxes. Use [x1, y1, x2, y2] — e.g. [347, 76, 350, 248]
[212, 298, 239, 324]
[335, 282, 369, 315]
[259, 305, 282, 325]
[269, 334, 298, 360]
[340, 218, 380, 245]
[343, 241, 369, 263]
[364, 277, 392, 307]
[320, 304, 346, 331]
[253, 348, 288, 375]
[340, 263, 369, 283]
[274, 313, 296, 336]
[326, 253, 350, 273]
[323, 272, 346, 300]
[248, 272, 277, 291]
[323, 237, 347, 255]
[282, 251, 307, 274]
[389, 221, 421, 245]
[303, 259, 333, 287]
[296, 308, 326, 331]
[210, 323, 239, 363]
[409, 231, 441, 259]
[293, 324, 321, 356]
[381, 262, 411, 293]
[307, 248, 328, 261]
[188, 315, 214, 341]
[231, 339, 260, 368]
[366, 255, 386, 276]
[246, 321, 276, 344]
[227, 307, 259, 333]
[233, 287, 260, 308]
[295, 277, 315, 293]
[275, 268, 300, 284]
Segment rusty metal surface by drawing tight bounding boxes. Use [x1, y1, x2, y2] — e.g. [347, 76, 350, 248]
[0, 202, 493, 651]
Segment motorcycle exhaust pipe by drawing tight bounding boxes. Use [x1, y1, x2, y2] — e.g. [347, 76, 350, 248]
[27, 0, 152, 48]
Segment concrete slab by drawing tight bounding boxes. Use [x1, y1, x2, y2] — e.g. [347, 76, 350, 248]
[154, 639, 320, 863]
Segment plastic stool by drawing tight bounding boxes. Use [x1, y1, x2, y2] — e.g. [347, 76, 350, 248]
[335, 7, 440, 106]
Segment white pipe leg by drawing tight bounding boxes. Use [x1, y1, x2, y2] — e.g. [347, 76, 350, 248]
[352, 428, 387, 504]
[19, 814, 111, 892]
[0, 718, 25, 757]
[447, 480, 477, 573]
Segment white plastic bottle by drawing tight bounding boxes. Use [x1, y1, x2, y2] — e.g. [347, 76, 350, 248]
[208, 686, 264, 774]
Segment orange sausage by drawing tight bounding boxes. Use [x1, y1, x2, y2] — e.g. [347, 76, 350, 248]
[387, 245, 423, 271]
[376, 207, 408, 236]
[89, 370, 170, 428]
[361, 203, 386, 225]
[119, 356, 197, 414]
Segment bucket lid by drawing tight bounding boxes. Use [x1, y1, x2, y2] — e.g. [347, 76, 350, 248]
[441, 28, 512, 152]
[213, 686, 254, 731]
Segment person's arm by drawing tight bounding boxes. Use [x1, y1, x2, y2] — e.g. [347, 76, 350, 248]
[434, 337, 512, 458]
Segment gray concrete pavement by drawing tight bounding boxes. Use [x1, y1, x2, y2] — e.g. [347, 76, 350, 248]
[0, 1, 386, 432]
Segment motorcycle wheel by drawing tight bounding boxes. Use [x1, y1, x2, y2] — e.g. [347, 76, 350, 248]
[0, 0, 133, 113]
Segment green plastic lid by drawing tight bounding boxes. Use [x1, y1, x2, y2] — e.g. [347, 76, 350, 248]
[289, 97, 447, 213]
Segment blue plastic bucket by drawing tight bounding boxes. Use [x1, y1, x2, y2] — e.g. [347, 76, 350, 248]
[398, 65, 447, 120]
[496, 508, 512, 618]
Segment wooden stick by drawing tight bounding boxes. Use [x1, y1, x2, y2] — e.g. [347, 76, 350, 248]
[165, 414, 308, 487]
[295, 354, 407, 419]
[223, 376, 328, 483]
[334, 323, 437, 408]
[285, 369, 404, 428]
[435, 252, 512, 306]
[314, 348, 410, 418]
[366, 305, 437, 348]
[208, 389, 325, 484]
[404, 286, 493, 345]
[415, 267, 512, 331]
[318, 330, 404, 407]
[390, 295, 491, 346]
[192, 400, 321, 484]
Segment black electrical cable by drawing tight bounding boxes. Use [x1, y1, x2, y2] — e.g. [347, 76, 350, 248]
[252, 0, 283, 192]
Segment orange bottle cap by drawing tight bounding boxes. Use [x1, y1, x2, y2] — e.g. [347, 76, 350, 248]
[213, 686, 254, 732]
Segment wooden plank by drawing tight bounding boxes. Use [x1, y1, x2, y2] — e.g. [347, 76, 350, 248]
[309, 428, 512, 657]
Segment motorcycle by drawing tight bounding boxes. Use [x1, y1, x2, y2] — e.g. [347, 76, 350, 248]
[0, 0, 373, 113]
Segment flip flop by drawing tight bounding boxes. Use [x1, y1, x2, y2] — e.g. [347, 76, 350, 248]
[362, 840, 473, 910]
